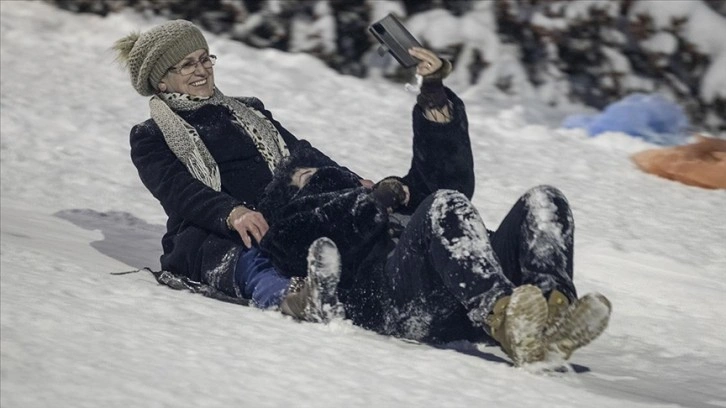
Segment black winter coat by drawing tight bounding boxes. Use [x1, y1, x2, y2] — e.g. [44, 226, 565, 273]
[259, 88, 474, 329]
[130, 97, 334, 296]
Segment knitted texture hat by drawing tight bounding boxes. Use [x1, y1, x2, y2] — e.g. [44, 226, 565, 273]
[113, 20, 208, 96]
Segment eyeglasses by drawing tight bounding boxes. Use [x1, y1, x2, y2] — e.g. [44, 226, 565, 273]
[167, 55, 217, 76]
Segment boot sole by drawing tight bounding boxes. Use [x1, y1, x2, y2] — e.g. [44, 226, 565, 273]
[544, 293, 612, 360]
[506, 285, 549, 366]
[305, 237, 344, 322]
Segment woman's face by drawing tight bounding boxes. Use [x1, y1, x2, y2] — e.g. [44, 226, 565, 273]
[159, 49, 215, 97]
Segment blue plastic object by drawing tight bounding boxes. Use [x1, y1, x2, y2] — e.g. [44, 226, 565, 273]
[563, 93, 690, 145]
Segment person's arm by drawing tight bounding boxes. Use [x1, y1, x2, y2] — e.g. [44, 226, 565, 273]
[130, 121, 241, 238]
[375, 48, 474, 213]
[402, 87, 474, 210]
[260, 189, 388, 277]
[409, 47, 453, 123]
[382, 50, 474, 212]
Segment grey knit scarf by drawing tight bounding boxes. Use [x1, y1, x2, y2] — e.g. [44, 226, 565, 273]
[150, 87, 290, 191]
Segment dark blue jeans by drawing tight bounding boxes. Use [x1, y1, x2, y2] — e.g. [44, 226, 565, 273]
[235, 247, 290, 309]
[379, 186, 576, 343]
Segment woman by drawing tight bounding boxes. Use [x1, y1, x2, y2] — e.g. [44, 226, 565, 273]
[113, 19, 349, 308]
[112, 20, 449, 311]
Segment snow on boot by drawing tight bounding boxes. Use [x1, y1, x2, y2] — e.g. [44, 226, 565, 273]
[485, 284, 549, 366]
[543, 292, 612, 361]
[280, 237, 344, 323]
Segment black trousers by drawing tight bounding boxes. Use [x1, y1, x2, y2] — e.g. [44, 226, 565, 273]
[379, 186, 576, 343]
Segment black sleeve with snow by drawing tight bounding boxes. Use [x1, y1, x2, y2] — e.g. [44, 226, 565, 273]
[399, 87, 475, 212]
[129, 120, 241, 239]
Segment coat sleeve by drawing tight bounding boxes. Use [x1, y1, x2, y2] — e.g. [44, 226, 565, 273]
[400, 87, 475, 212]
[260, 189, 387, 277]
[130, 120, 242, 238]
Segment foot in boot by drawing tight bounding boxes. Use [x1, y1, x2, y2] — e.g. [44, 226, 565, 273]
[486, 284, 549, 367]
[543, 292, 612, 360]
[546, 290, 570, 327]
[280, 237, 344, 323]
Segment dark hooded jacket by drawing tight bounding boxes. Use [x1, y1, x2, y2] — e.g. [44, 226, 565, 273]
[130, 96, 337, 296]
[258, 88, 474, 329]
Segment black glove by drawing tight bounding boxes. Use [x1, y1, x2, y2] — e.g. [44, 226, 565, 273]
[370, 177, 408, 212]
[417, 59, 452, 109]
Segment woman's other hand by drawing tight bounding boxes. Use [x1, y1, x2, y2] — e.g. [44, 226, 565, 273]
[227, 206, 269, 248]
[371, 178, 410, 212]
[409, 47, 442, 77]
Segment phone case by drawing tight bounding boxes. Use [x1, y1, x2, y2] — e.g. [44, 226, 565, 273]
[369, 14, 423, 68]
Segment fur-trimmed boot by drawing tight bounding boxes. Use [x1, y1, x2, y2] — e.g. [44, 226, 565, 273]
[280, 237, 345, 323]
[543, 291, 612, 360]
[485, 285, 549, 366]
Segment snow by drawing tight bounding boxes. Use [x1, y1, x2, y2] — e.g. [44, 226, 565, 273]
[601, 46, 632, 74]
[640, 32, 678, 55]
[566, 1, 619, 21]
[531, 12, 569, 31]
[428, 190, 494, 272]
[524, 187, 571, 264]
[289, 1, 336, 55]
[629, 0, 726, 102]
[406, 5, 502, 90]
[1, 2, 726, 408]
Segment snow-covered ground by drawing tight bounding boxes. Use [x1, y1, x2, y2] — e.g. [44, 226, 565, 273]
[2, 2, 725, 407]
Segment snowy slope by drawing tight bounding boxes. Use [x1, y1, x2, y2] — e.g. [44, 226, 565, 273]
[1, 2, 725, 408]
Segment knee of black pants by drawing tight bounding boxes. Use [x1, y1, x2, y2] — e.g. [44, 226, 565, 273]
[522, 185, 570, 208]
[428, 189, 482, 237]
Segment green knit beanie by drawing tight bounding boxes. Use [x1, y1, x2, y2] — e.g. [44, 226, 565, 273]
[113, 20, 208, 96]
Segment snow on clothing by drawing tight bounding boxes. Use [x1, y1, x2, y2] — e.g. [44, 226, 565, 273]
[382, 186, 577, 342]
[130, 92, 337, 299]
[259, 89, 577, 343]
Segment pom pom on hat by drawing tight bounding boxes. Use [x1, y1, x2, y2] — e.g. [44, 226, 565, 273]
[112, 20, 208, 96]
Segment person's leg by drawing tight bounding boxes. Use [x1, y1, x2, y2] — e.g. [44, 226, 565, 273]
[491, 186, 614, 361]
[235, 247, 290, 309]
[490, 185, 577, 302]
[381, 189, 515, 342]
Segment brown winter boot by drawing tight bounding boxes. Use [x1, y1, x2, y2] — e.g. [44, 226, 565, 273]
[485, 285, 549, 366]
[485, 295, 512, 355]
[543, 292, 612, 360]
[280, 237, 344, 323]
[547, 290, 570, 327]
[280, 277, 311, 320]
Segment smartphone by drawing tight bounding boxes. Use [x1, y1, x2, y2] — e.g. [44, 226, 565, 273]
[369, 13, 423, 68]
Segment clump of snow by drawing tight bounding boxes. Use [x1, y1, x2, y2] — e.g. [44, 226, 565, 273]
[564, 0, 619, 21]
[524, 187, 571, 265]
[429, 190, 495, 273]
[289, 1, 336, 55]
[640, 32, 678, 55]
[368, 1, 406, 24]
[531, 12, 568, 31]
[629, 0, 726, 102]
[405, 3, 501, 90]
